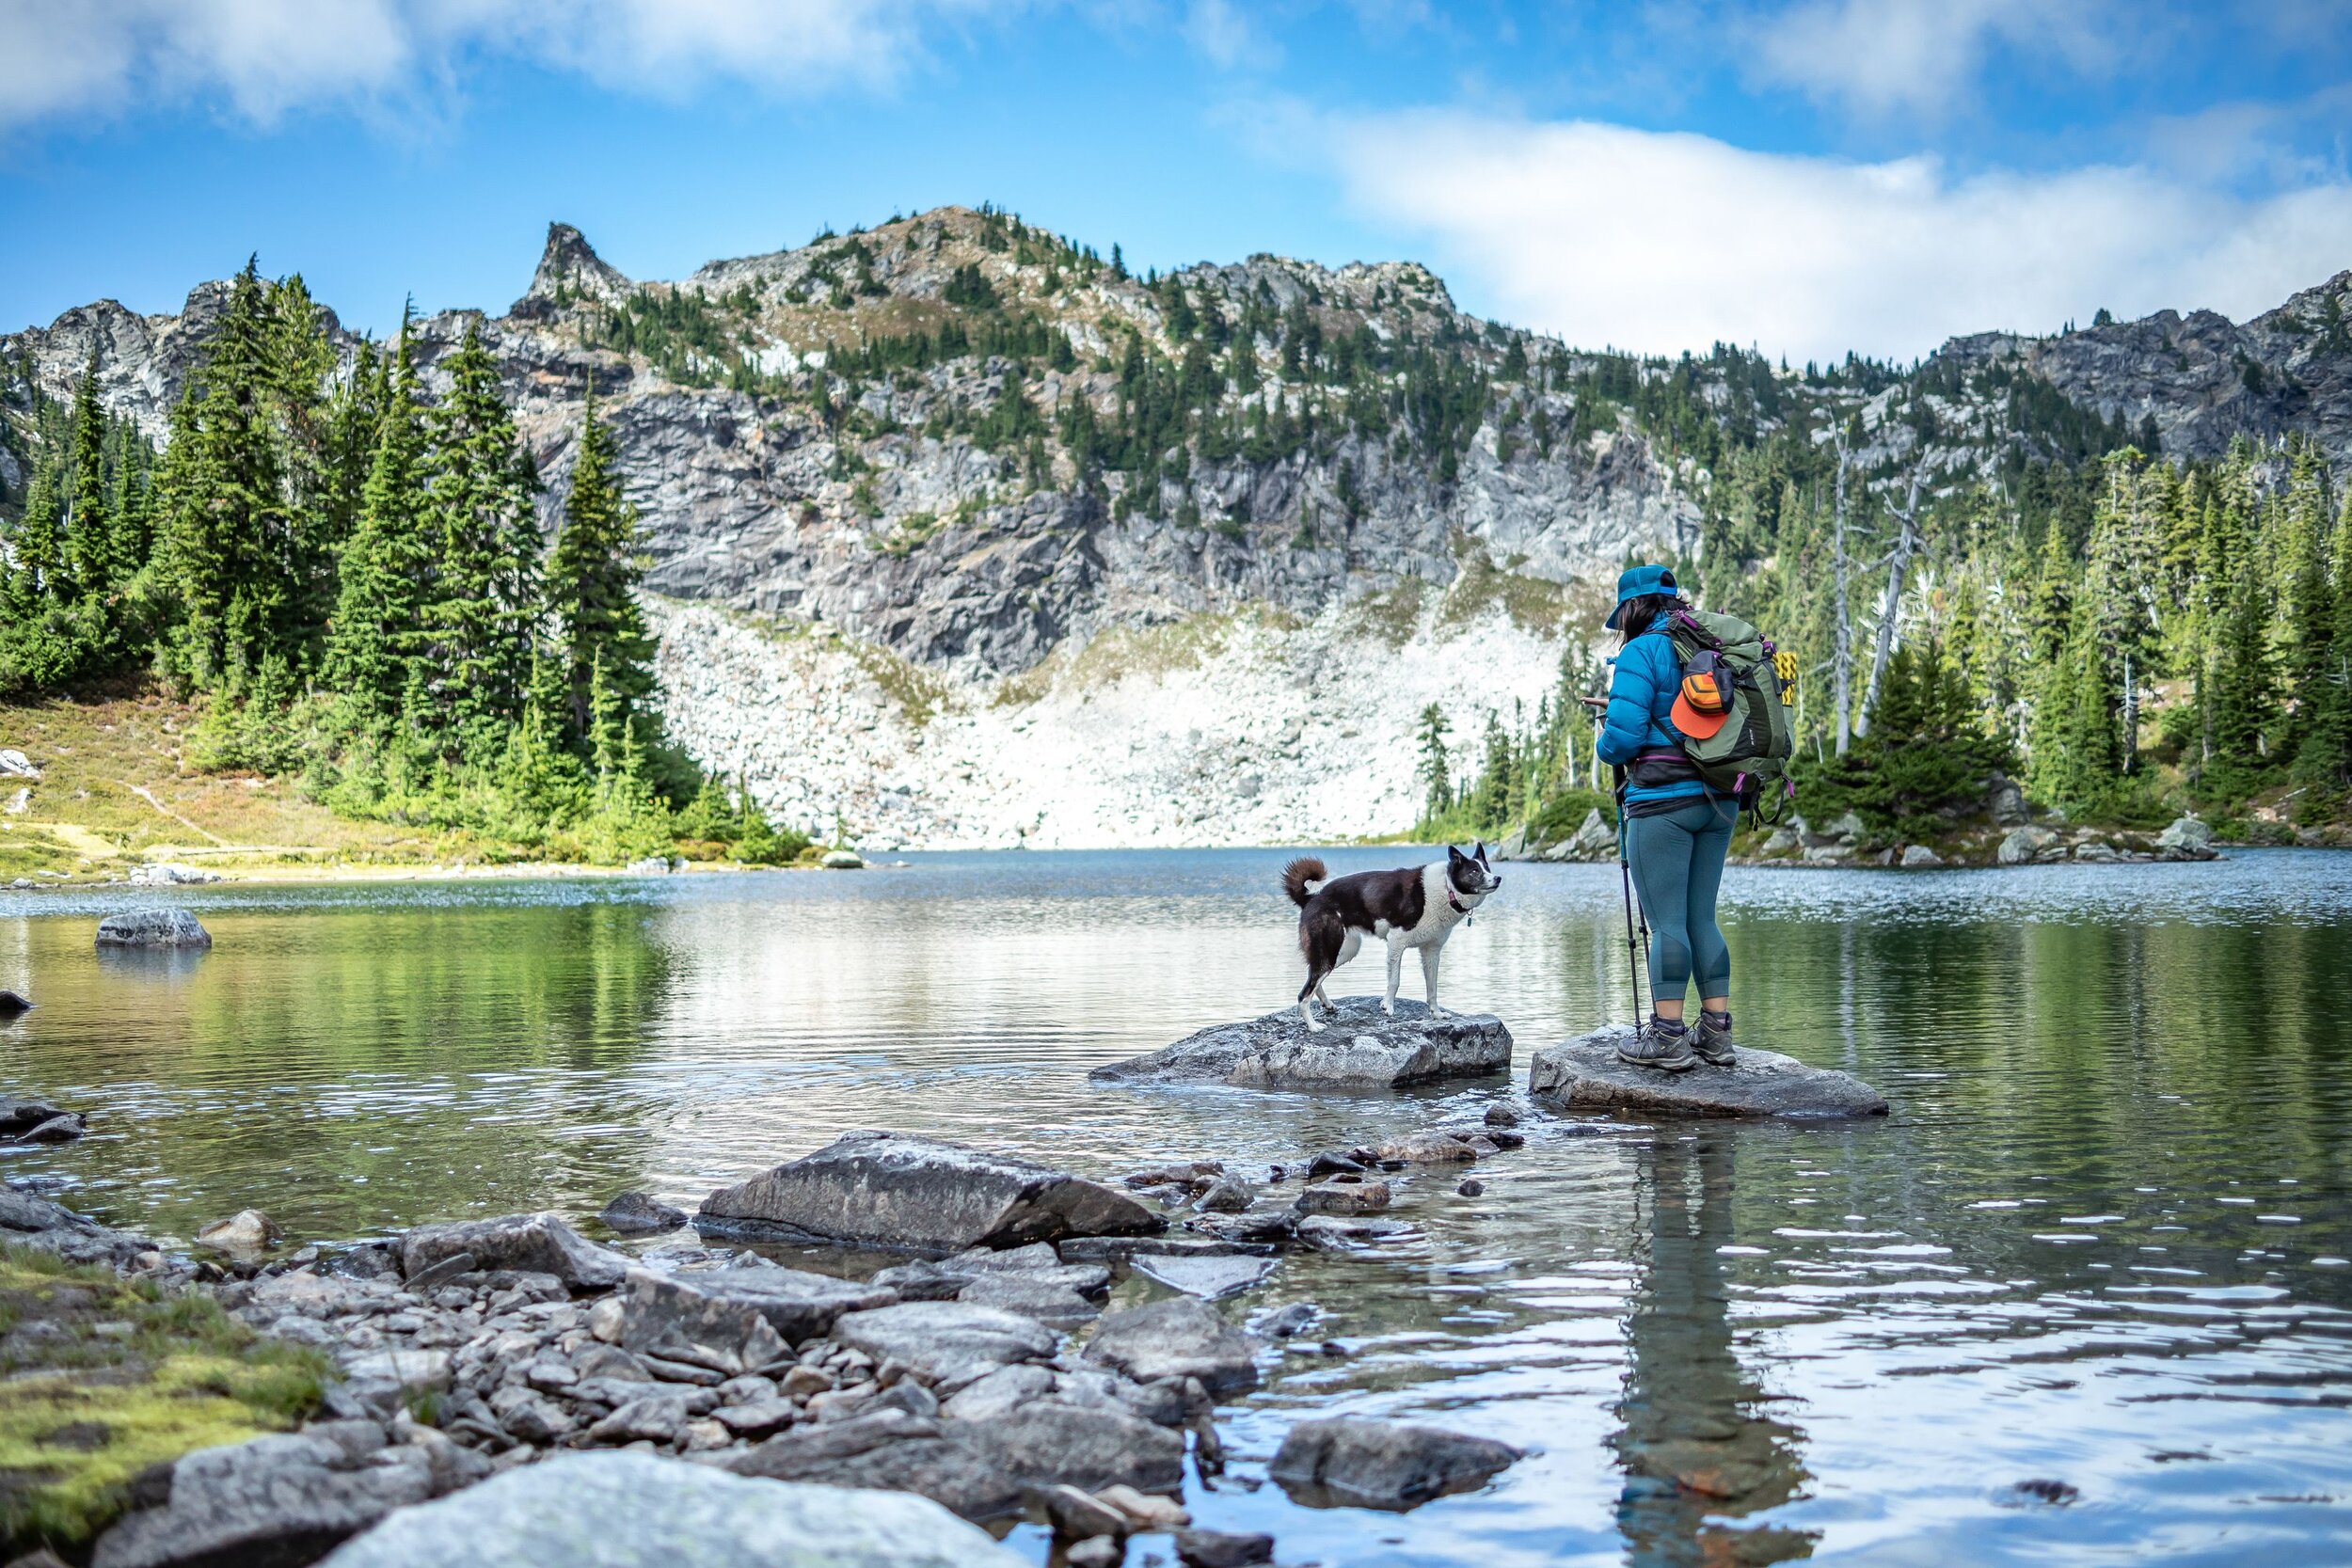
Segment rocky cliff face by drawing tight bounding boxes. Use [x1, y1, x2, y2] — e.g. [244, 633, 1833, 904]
[7, 210, 2348, 846]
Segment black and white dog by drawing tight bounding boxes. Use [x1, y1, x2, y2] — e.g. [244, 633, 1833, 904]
[1281, 847, 1501, 1031]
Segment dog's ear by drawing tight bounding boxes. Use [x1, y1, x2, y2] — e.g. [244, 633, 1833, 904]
[1476, 842, 1491, 864]
[1446, 845, 1466, 863]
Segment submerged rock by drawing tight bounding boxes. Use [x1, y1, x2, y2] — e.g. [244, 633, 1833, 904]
[0, 990, 30, 1015]
[696, 1131, 1161, 1255]
[598, 1191, 688, 1233]
[1528, 1030, 1889, 1118]
[0, 1097, 82, 1141]
[1090, 998, 1510, 1091]
[320, 1450, 1027, 1567]
[1133, 1253, 1279, 1299]
[1268, 1417, 1522, 1511]
[400, 1212, 629, 1291]
[95, 908, 212, 949]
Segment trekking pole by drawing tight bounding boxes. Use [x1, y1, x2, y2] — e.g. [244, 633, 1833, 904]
[1613, 767, 1646, 1026]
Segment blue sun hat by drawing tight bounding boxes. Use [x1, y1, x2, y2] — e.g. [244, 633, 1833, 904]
[1604, 563, 1677, 629]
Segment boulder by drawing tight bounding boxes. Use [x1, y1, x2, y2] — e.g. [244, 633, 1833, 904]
[937, 1364, 1057, 1423]
[1133, 1253, 1279, 1299]
[619, 1265, 896, 1368]
[401, 1212, 628, 1291]
[18, 1113, 84, 1143]
[599, 1191, 688, 1233]
[0, 990, 30, 1015]
[196, 1210, 280, 1255]
[1899, 845, 1944, 868]
[830, 1301, 1059, 1391]
[319, 1450, 1026, 1567]
[1091, 999, 1510, 1091]
[1083, 1297, 1259, 1395]
[1269, 1417, 1522, 1511]
[0, 1097, 71, 1135]
[957, 1402, 1185, 1494]
[820, 849, 866, 870]
[728, 1410, 1027, 1524]
[93, 1432, 437, 1568]
[1295, 1178, 1391, 1215]
[95, 908, 212, 948]
[1528, 1030, 1888, 1118]
[1997, 825, 2063, 865]
[0, 749, 37, 778]
[1176, 1528, 1278, 1567]
[2158, 816, 2219, 860]
[2074, 840, 2122, 862]
[1987, 774, 2029, 826]
[696, 1131, 1160, 1255]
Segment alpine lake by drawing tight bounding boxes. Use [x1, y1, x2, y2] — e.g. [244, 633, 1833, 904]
[2, 847, 2347, 1567]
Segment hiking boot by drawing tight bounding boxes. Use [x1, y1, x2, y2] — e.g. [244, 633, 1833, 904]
[1692, 1009, 1738, 1067]
[1618, 1016, 1696, 1073]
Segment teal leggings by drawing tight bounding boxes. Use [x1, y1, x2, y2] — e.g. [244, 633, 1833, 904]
[1627, 798, 1735, 1001]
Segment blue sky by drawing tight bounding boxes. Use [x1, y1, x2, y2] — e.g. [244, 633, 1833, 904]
[5, 1, 2352, 362]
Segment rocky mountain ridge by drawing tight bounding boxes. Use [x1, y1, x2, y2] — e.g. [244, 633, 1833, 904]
[8, 209, 2351, 845]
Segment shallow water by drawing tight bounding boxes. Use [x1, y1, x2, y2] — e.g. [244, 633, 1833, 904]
[2, 849, 2348, 1565]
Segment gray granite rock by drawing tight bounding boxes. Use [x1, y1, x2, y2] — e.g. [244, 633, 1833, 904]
[1092, 998, 1510, 1090]
[830, 1301, 1059, 1391]
[1268, 1417, 1522, 1511]
[320, 1450, 1027, 1567]
[93, 1433, 436, 1568]
[1527, 1030, 1889, 1118]
[400, 1212, 628, 1291]
[697, 1131, 1161, 1255]
[957, 1401, 1185, 1494]
[619, 1265, 895, 1365]
[1083, 1297, 1259, 1395]
[598, 1192, 688, 1233]
[95, 908, 212, 948]
[727, 1409, 1028, 1524]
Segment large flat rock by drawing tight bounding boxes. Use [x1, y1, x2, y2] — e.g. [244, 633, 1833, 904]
[322, 1450, 1027, 1567]
[696, 1131, 1163, 1255]
[1091, 998, 1511, 1091]
[1528, 1029, 1888, 1118]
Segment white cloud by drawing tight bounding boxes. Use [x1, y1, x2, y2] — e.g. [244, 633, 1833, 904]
[1741, 0, 2125, 119]
[0, 0, 1029, 127]
[1322, 108, 2352, 361]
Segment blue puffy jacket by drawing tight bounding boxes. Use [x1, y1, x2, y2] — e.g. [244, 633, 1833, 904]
[1595, 613, 1709, 808]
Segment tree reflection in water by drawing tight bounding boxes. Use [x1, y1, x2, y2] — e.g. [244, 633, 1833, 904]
[1614, 1131, 1816, 1567]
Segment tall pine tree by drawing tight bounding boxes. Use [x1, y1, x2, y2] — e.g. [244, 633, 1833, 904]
[545, 395, 655, 752]
[322, 320, 434, 724]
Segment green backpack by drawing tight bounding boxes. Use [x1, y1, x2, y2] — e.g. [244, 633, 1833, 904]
[1661, 607, 1797, 819]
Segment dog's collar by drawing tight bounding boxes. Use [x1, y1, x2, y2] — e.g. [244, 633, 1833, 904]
[1446, 885, 1470, 915]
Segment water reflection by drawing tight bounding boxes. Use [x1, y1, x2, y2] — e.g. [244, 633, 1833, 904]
[1616, 1132, 1813, 1568]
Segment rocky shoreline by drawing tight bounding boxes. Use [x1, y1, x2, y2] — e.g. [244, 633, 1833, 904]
[0, 1121, 1541, 1566]
[1496, 801, 2233, 870]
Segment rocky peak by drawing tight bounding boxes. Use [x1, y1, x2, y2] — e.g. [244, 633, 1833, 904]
[518, 223, 632, 313]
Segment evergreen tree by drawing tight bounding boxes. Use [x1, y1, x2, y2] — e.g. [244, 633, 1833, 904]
[155, 258, 292, 689]
[546, 396, 655, 750]
[322, 322, 433, 722]
[1416, 704, 1452, 822]
[424, 319, 544, 754]
[62, 351, 112, 593]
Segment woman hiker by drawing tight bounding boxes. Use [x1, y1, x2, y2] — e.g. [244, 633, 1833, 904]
[1593, 563, 1738, 1072]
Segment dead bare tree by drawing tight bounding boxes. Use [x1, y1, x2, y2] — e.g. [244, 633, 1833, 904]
[1853, 462, 1927, 740]
[1829, 439, 1858, 755]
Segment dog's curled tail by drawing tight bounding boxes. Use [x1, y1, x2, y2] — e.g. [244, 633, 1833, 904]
[1281, 857, 1327, 908]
